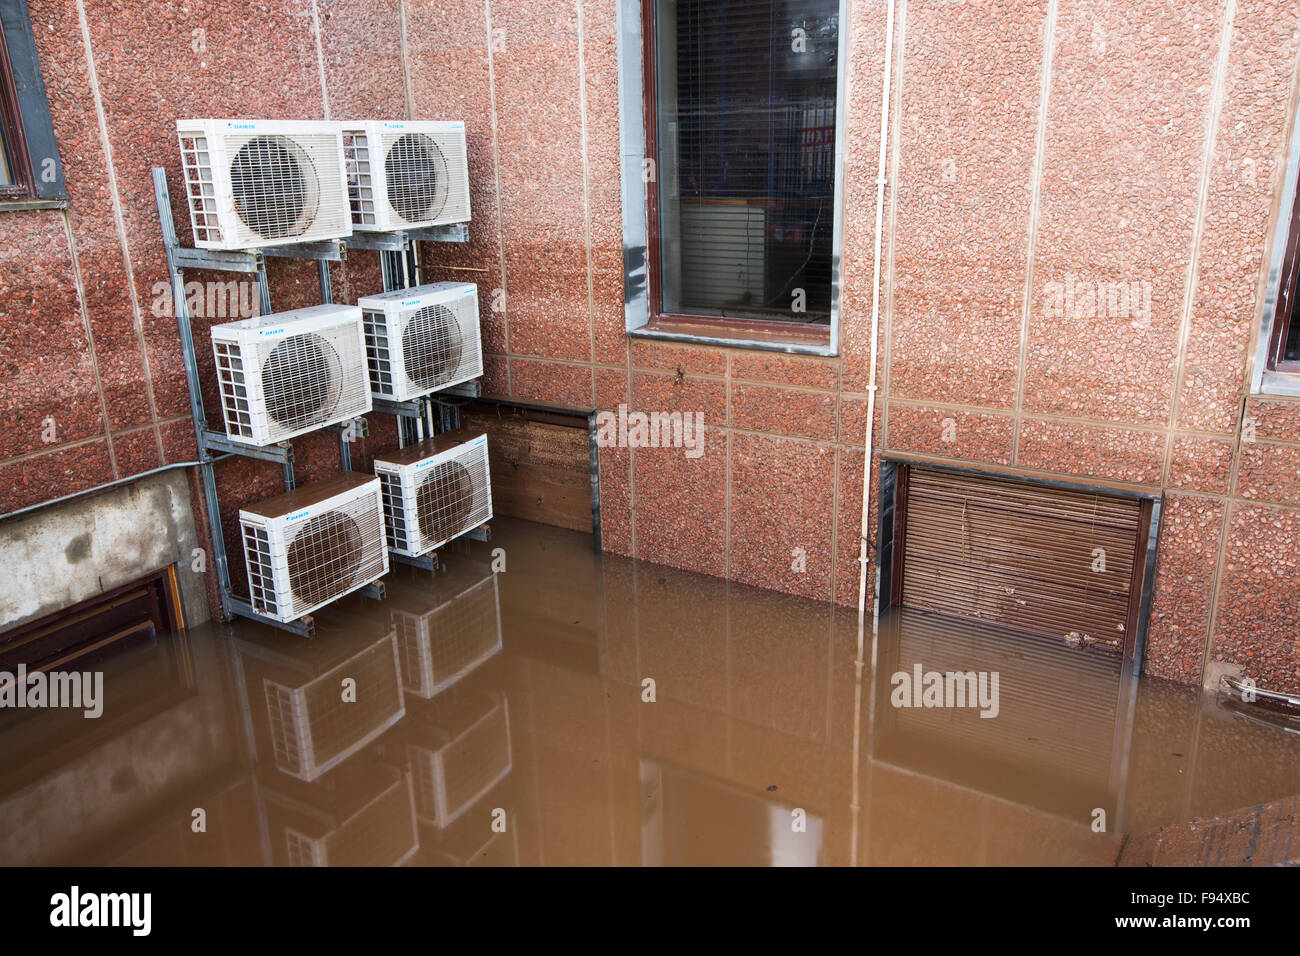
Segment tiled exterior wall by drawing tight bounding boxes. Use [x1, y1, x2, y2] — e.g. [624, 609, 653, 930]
[4, 0, 1299, 689]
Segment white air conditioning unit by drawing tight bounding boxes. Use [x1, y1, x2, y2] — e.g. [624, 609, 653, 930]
[357, 282, 482, 401]
[373, 431, 491, 557]
[176, 119, 351, 249]
[240, 472, 390, 623]
[211, 303, 371, 446]
[390, 562, 502, 700]
[342, 120, 471, 231]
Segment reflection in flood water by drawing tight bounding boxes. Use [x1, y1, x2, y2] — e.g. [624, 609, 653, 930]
[1, 517, 1297, 866]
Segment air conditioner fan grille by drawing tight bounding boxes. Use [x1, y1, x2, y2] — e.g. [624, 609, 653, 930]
[385, 132, 449, 223]
[261, 332, 343, 429]
[230, 134, 321, 239]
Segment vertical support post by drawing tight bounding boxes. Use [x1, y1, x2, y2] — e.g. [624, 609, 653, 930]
[153, 168, 233, 616]
[317, 259, 333, 304]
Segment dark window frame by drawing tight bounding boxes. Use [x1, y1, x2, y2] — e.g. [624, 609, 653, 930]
[1265, 176, 1300, 374]
[0, 0, 65, 205]
[638, 0, 838, 350]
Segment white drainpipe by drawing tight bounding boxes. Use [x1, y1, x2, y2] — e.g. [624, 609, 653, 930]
[855, 0, 897, 662]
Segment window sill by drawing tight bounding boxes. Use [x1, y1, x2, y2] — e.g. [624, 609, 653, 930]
[0, 197, 67, 212]
[1257, 371, 1300, 398]
[630, 318, 836, 357]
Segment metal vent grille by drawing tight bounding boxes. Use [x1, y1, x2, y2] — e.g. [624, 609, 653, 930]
[229, 134, 321, 240]
[396, 290, 480, 397]
[260, 332, 343, 430]
[898, 467, 1145, 650]
[379, 126, 469, 227]
[378, 471, 409, 553]
[343, 130, 377, 226]
[384, 132, 450, 223]
[285, 496, 384, 613]
[213, 340, 253, 439]
[362, 309, 394, 396]
[401, 304, 461, 390]
[179, 133, 222, 244]
[243, 524, 277, 616]
[415, 448, 489, 551]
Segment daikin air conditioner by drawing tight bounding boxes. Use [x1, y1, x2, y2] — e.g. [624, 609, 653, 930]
[357, 282, 482, 401]
[390, 562, 502, 699]
[211, 304, 371, 446]
[240, 473, 390, 624]
[373, 431, 491, 557]
[342, 120, 471, 230]
[176, 119, 351, 249]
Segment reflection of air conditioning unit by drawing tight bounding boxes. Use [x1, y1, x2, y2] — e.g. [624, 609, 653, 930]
[390, 562, 502, 699]
[211, 304, 371, 446]
[407, 693, 511, 829]
[233, 618, 406, 783]
[342, 120, 470, 231]
[240, 473, 389, 623]
[176, 119, 351, 249]
[357, 282, 482, 401]
[373, 431, 491, 557]
[270, 764, 418, 867]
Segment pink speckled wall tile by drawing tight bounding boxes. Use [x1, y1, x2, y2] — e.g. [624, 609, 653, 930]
[1235, 440, 1300, 505]
[594, 366, 628, 412]
[317, 0, 405, 118]
[0, 211, 103, 455]
[630, 340, 727, 377]
[837, 0, 891, 393]
[491, 0, 591, 362]
[730, 383, 836, 441]
[159, 417, 198, 464]
[112, 427, 161, 476]
[886, 403, 1015, 465]
[482, 352, 509, 396]
[510, 358, 592, 408]
[1144, 494, 1222, 683]
[1245, 397, 1300, 442]
[730, 433, 836, 601]
[30, 0, 154, 434]
[730, 353, 837, 390]
[839, 396, 872, 447]
[1024, 0, 1220, 427]
[887, 0, 1043, 409]
[0, 441, 114, 514]
[1214, 502, 1300, 691]
[633, 430, 727, 578]
[581, 0, 625, 367]
[1167, 434, 1233, 494]
[597, 441, 632, 556]
[1176, 0, 1300, 434]
[1017, 418, 1164, 485]
[632, 369, 725, 428]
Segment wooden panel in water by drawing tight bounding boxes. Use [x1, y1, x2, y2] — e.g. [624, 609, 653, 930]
[461, 408, 593, 534]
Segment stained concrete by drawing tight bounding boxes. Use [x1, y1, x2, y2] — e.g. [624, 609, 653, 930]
[0, 469, 208, 632]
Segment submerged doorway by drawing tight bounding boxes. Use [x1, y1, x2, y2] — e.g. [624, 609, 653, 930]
[879, 460, 1160, 666]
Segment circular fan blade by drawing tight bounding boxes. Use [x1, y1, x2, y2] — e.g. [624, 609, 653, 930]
[262, 332, 343, 429]
[287, 511, 364, 608]
[402, 304, 463, 390]
[416, 460, 474, 547]
[385, 133, 449, 223]
[231, 135, 320, 239]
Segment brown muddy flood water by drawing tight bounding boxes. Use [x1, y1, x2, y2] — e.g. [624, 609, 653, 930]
[2, 517, 1298, 866]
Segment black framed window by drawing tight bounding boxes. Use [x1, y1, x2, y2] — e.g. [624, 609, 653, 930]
[646, 0, 839, 332]
[0, 0, 64, 204]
